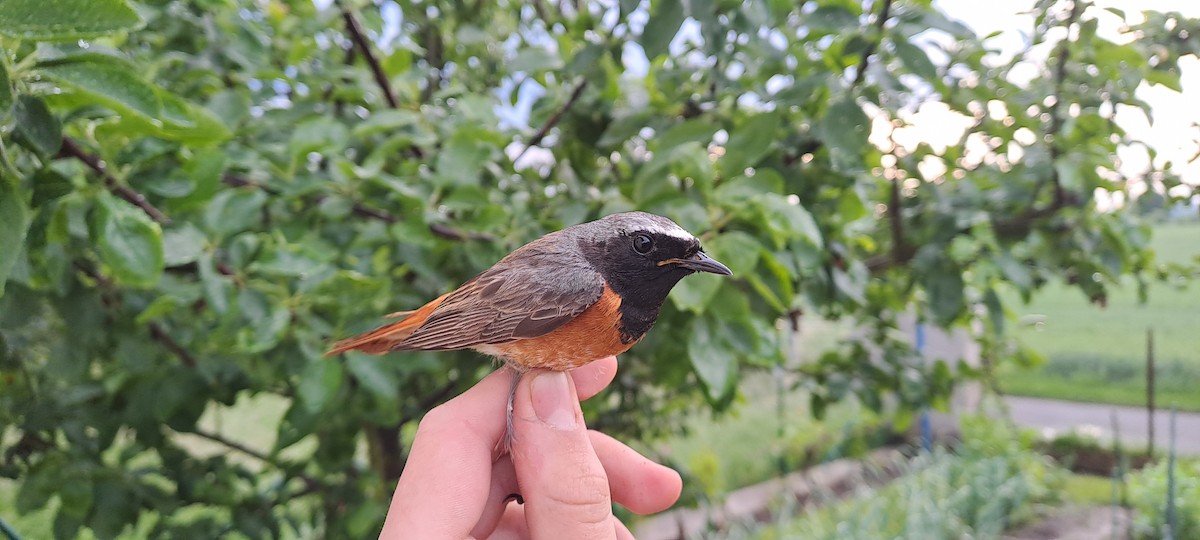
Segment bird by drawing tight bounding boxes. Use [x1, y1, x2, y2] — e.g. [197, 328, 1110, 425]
[325, 211, 732, 448]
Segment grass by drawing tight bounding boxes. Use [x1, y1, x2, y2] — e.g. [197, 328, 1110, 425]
[1061, 473, 1113, 506]
[649, 374, 883, 498]
[999, 220, 1200, 410]
[647, 317, 891, 499]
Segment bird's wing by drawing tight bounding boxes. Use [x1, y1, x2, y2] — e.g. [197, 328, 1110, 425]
[395, 253, 605, 351]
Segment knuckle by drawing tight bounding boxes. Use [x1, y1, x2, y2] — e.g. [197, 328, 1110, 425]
[542, 471, 612, 526]
[415, 404, 455, 437]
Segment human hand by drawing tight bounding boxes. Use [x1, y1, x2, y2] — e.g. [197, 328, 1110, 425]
[380, 356, 682, 539]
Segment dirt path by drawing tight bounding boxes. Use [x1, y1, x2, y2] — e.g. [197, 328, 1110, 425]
[1005, 395, 1200, 454]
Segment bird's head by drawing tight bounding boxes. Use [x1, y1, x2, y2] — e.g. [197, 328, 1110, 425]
[580, 212, 731, 308]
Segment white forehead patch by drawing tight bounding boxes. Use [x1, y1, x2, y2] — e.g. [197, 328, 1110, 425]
[622, 213, 694, 241]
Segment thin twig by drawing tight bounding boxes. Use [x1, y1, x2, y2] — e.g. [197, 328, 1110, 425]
[58, 137, 170, 224]
[512, 80, 588, 164]
[852, 0, 894, 86]
[222, 173, 277, 194]
[351, 203, 397, 223]
[339, 5, 400, 109]
[428, 223, 495, 241]
[74, 262, 199, 367]
[148, 323, 198, 367]
[190, 428, 322, 491]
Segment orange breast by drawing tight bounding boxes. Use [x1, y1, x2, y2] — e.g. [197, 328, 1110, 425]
[479, 286, 636, 371]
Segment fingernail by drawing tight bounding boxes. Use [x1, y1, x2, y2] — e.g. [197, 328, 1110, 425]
[531, 371, 576, 430]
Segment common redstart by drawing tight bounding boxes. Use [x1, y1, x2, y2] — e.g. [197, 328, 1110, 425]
[326, 211, 732, 445]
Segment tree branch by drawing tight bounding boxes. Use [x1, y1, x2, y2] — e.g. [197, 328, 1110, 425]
[190, 428, 322, 491]
[74, 262, 199, 367]
[512, 80, 588, 164]
[852, 0, 894, 86]
[339, 5, 399, 109]
[58, 137, 170, 224]
[887, 178, 909, 263]
[148, 323, 198, 367]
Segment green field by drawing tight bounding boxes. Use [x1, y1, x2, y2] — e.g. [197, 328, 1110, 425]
[999, 220, 1200, 410]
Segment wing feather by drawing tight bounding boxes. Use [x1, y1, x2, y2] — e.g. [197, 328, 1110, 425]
[390, 248, 604, 351]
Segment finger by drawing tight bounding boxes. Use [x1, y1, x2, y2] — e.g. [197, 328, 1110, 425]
[380, 368, 512, 538]
[483, 503, 526, 540]
[484, 505, 632, 540]
[470, 453, 519, 539]
[511, 370, 615, 540]
[573, 355, 618, 401]
[590, 431, 683, 515]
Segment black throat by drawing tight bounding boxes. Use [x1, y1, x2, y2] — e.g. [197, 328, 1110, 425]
[579, 237, 692, 343]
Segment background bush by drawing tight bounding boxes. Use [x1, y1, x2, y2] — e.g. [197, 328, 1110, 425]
[1, 0, 1197, 537]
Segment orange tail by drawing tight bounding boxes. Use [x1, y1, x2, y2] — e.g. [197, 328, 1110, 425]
[324, 293, 450, 356]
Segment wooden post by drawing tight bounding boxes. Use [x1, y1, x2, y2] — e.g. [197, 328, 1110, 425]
[1146, 327, 1156, 456]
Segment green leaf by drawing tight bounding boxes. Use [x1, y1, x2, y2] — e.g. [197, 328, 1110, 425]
[687, 315, 737, 402]
[31, 168, 74, 207]
[993, 251, 1032, 291]
[345, 354, 399, 403]
[721, 112, 779, 175]
[162, 224, 206, 266]
[154, 91, 232, 144]
[706, 231, 762, 276]
[807, 6, 858, 31]
[924, 262, 964, 325]
[0, 0, 142, 40]
[289, 117, 350, 162]
[0, 61, 12, 113]
[759, 195, 823, 249]
[94, 194, 164, 288]
[0, 177, 30, 298]
[983, 287, 1005, 335]
[510, 47, 563, 73]
[656, 119, 719, 150]
[237, 305, 290, 353]
[1145, 69, 1182, 92]
[818, 97, 869, 172]
[714, 170, 784, 202]
[36, 61, 163, 123]
[436, 132, 492, 186]
[176, 149, 227, 208]
[204, 190, 266, 237]
[641, 0, 685, 59]
[893, 39, 937, 81]
[12, 95, 62, 156]
[198, 251, 230, 314]
[670, 274, 723, 313]
[299, 359, 344, 413]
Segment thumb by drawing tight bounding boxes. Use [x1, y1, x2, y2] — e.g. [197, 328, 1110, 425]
[511, 370, 615, 540]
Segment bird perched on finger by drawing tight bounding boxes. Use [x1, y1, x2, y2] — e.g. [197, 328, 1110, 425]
[326, 211, 732, 449]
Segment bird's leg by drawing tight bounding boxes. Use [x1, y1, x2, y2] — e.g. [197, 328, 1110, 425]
[500, 366, 523, 455]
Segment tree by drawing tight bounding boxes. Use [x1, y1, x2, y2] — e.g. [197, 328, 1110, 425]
[1, 0, 1196, 537]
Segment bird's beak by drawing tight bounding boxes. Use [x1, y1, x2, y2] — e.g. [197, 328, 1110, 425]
[658, 251, 733, 275]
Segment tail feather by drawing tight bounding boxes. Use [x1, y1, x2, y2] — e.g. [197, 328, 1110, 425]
[324, 292, 451, 356]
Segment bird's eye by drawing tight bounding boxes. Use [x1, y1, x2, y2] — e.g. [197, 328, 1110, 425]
[633, 234, 654, 254]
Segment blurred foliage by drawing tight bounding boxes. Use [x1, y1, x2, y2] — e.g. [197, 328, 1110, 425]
[713, 416, 1064, 540]
[0, 0, 1198, 537]
[1128, 458, 1200, 540]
